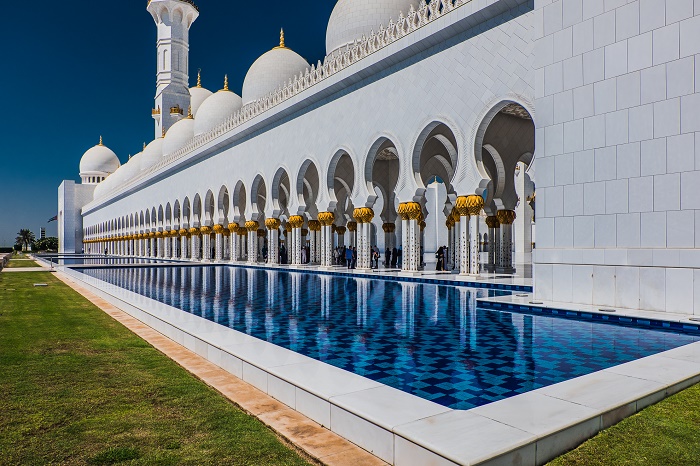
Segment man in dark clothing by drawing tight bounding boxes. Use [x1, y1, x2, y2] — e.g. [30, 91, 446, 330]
[385, 247, 391, 267]
[391, 247, 398, 268]
[345, 246, 353, 269]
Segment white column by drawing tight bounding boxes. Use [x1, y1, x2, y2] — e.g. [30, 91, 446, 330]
[201, 228, 212, 262]
[497, 210, 516, 273]
[409, 219, 420, 272]
[191, 232, 200, 261]
[309, 228, 317, 264]
[164, 234, 171, 258]
[469, 215, 480, 275]
[230, 232, 240, 263]
[215, 232, 223, 261]
[486, 217, 499, 273]
[459, 215, 469, 275]
[401, 218, 410, 272]
[181, 235, 188, 259]
[171, 235, 178, 259]
[268, 223, 280, 265]
[247, 226, 258, 264]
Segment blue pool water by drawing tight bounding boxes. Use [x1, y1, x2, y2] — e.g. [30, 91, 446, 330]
[77, 265, 700, 409]
[39, 255, 178, 266]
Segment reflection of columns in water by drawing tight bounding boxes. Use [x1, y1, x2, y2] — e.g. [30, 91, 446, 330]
[267, 270, 276, 309]
[496, 210, 516, 273]
[320, 275, 331, 319]
[246, 268, 256, 304]
[265, 219, 281, 265]
[458, 288, 478, 351]
[291, 272, 301, 314]
[213, 266, 223, 323]
[356, 278, 369, 327]
[228, 268, 237, 325]
[400, 282, 417, 338]
[180, 266, 189, 312]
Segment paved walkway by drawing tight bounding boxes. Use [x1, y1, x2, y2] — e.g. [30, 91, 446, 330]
[55, 272, 387, 466]
[2, 267, 50, 273]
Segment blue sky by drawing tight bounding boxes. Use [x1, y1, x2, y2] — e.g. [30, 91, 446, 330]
[0, 0, 335, 246]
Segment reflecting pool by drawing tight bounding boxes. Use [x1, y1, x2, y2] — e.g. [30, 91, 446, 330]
[76, 266, 700, 409]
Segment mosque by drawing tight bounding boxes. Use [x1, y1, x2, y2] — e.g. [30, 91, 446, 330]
[59, 0, 700, 316]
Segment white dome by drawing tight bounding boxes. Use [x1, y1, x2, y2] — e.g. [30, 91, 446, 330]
[79, 141, 120, 176]
[140, 138, 165, 171]
[120, 152, 143, 181]
[190, 86, 213, 117]
[242, 45, 309, 105]
[326, 0, 418, 56]
[193, 90, 243, 136]
[163, 117, 195, 155]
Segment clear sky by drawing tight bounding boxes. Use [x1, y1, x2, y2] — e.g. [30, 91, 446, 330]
[0, 0, 336, 247]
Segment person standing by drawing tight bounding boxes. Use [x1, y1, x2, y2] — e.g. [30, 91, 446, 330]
[397, 246, 402, 268]
[352, 247, 357, 269]
[391, 247, 398, 268]
[345, 246, 353, 269]
[436, 246, 444, 271]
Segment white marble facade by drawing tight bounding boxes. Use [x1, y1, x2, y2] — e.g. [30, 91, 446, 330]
[59, 0, 700, 315]
[533, 0, 700, 315]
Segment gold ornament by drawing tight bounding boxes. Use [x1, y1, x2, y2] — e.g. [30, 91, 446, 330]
[265, 218, 281, 230]
[245, 221, 259, 232]
[213, 224, 224, 234]
[485, 216, 500, 228]
[317, 211, 335, 226]
[178, 229, 188, 236]
[496, 210, 516, 225]
[347, 221, 357, 232]
[228, 223, 239, 233]
[398, 202, 421, 220]
[307, 220, 321, 231]
[353, 207, 374, 223]
[336, 226, 346, 235]
[189, 227, 200, 234]
[288, 215, 304, 228]
[200, 226, 212, 234]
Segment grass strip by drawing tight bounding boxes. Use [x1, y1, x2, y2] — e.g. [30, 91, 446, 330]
[549, 381, 700, 465]
[4, 259, 39, 268]
[0, 271, 310, 466]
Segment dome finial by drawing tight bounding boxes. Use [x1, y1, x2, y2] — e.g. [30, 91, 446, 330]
[162, 126, 166, 137]
[99, 135, 103, 146]
[280, 28, 285, 48]
[187, 105, 193, 119]
[143, 142, 147, 150]
[223, 74, 229, 91]
[197, 69, 202, 88]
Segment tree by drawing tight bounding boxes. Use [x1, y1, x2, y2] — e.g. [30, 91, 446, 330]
[15, 229, 35, 252]
[32, 237, 58, 252]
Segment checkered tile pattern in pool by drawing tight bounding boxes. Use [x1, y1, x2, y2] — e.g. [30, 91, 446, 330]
[77, 265, 700, 410]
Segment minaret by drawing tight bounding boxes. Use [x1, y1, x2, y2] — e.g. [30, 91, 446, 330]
[147, 0, 199, 138]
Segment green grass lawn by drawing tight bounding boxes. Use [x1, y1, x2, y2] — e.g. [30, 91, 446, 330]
[548, 380, 700, 465]
[0, 272, 310, 466]
[4, 258, 39, 268]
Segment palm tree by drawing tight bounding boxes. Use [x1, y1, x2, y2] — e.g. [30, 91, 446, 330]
[15, 229, 35, 252]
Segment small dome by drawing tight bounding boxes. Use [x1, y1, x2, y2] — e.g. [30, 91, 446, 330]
[193, 87, 243, 136]
[242, 31, 309, 105]
[190, 86, 213, 117]
[326, 0, 418, 56]
[120, 151, 143, 181]
[140, 138, 165, 171]
[79, 138, 120, 179]
[163, 117, 195, 155]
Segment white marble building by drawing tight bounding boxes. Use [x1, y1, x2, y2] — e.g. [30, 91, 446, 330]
[59, 0, 700, 315]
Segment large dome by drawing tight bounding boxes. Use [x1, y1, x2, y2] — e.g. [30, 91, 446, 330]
[163, 116, 195, 155]
[193, 87, 243, 136]
[140, 137, 165, 171]
[190, 84, 213, 117]
[79, 139, 120, 176]
[242, 32, 309, 105]
[326, 0, 418, 56]
[120, 151, 144, 181]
